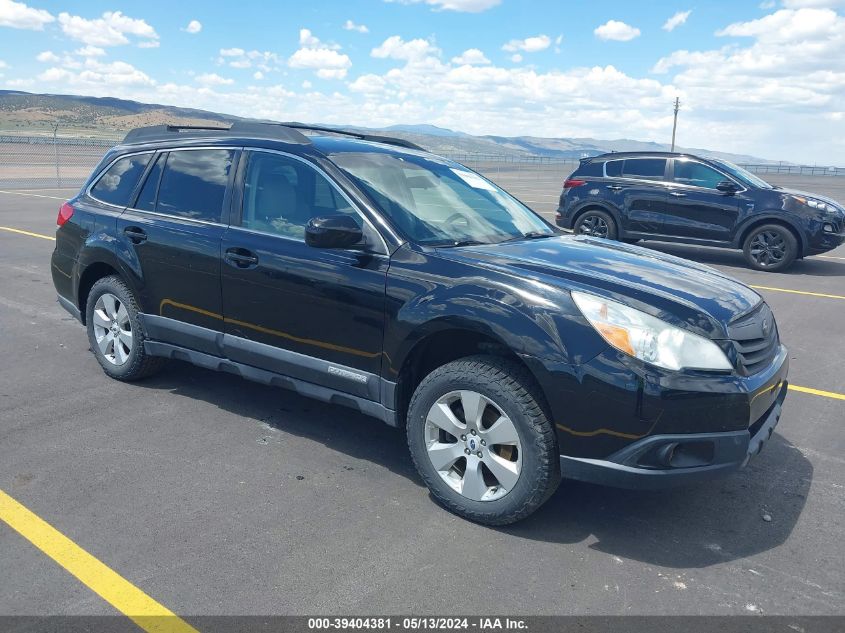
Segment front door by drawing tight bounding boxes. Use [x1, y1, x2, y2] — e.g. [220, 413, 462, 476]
[662, 158, 741, 242]
[220, 149, 389, 400]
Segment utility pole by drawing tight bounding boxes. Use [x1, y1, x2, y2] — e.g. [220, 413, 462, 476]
[52, 122, 61, 188]
[670, 97, 680, 152]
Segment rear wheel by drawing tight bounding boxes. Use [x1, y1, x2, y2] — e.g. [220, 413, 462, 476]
[85, 275, 165, 381]
[406, 355, 560, 525]
[574, 210, 617, 240]
[742, 224, 798, 272]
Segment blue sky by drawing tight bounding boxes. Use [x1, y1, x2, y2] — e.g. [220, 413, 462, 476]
[1, 0, 844, 163]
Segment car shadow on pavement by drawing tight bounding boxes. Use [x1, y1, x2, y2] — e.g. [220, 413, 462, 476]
[501, 433, 812, 569]
[138, 361, 812, 571]
[642, 241, 845, 277]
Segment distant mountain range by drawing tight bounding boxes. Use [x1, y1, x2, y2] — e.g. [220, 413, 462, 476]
[0, 90, 774, 164]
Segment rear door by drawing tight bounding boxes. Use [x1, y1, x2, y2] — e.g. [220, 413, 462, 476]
[116, 147, 238, 354]
[605, 158, 668, 235]
[663, 158, 741, 242]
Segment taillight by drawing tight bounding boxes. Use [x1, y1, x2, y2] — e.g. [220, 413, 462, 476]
[57, 202, 74, 227]
[564, 179, 587, 189]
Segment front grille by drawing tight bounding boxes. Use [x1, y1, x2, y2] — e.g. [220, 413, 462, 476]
[727, 304, 780, 376]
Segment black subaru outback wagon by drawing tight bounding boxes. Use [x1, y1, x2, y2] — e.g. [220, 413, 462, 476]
[52, 123, 788, 524]
[556, 152, 845, 271]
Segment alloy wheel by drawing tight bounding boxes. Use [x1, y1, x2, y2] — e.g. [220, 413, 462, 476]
[578, 215, 609, 238]
[424, 390, 522, 502]
[749, 231, 787, 268]
[92, 293, 133, 365]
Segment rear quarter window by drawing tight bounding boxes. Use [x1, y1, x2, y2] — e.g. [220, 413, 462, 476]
[574, 161, 603, 177]
[604, 160, 623, 177]
[89, 153, 152, 206]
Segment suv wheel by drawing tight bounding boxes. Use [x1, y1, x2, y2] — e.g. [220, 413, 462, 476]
[406, 355, 560, 525]
[574, 210, 617, 240]
[85, 275, 165, 381]
[742, 224, 798, 272]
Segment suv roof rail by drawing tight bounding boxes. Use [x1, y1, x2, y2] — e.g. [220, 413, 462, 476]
[122, 122, 312, 145]
[280, 122, 427, 151]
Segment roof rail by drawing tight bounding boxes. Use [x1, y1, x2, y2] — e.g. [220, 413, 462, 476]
[280, 123, 427, 151]
[122, 122, 311, 145]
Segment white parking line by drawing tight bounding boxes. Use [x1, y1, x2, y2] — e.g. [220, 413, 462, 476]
[0, 190, 66, 200]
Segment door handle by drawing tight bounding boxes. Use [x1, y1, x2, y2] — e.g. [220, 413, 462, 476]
[670, 192, 687, 197]
[607, 185, 623, 191]
[224, 248, 259, 268]
[123, 227, 147, 243]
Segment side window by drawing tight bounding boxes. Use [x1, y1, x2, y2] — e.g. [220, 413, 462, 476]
[156, 149, 234, 222]
[673, 161, 726, 189]
[241, 152, 359, 241]
[604, 160, 623, 177]
[622, 158, 667, 181]
[134, 154, 163, 211]
[90, 153, 152, 206]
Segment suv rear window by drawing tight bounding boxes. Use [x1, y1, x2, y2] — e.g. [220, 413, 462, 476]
[622, 158, 667, 181]
[155, 149, 235, 223]
[604, 160, 623, 177]
[90, 153, 152, 206]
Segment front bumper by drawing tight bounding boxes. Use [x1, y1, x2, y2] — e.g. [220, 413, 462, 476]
[559, 379, 787, 489]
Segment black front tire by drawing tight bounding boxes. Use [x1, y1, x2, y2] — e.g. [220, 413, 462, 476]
[85, 275, 165, 381]
[574, 210, 618, 240]
[742, 224, 798, 272]
[406, 355, 561, 526]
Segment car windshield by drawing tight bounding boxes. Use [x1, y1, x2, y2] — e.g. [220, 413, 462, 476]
[329, 150, 555, 246]
[710, 159, 773, 189]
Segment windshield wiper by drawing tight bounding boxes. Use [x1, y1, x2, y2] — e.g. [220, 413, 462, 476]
[502, 231, 556, 243]
[434, 239, 487, 248]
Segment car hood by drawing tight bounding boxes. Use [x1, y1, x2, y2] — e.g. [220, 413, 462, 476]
[437, 235, 762, 338]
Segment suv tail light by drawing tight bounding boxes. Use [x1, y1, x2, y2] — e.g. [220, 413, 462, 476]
[57, 202, 74, 227]
[564, 179, 587, 189]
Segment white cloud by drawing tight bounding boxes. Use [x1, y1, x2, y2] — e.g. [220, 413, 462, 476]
[302, 80, 312, 89]
[195, 72, 234, 86]
[384, 0, 500, 12]
[451, 48, 490, 65]
[299, 28, 320, 47]
[594, 20, 641, 42]
[183, 19, 202, 34]
[36, 50, 60, 63]
[0, 0, 54, 30]
[0, 59, 7, 69]
[218, 48, 280, 71]
[38, 58, 154, 87]
[502, 34, 551, 53]
[289, 47, 352, 78]
[372, 35, 440, 61]
[343, 20, 369, 33]
[510, 53, 523, 63]
[75, 45, 106, 57]
[253, 71, 264, 80]
[663, 10, 692, 32]
[782, 0, 844, 7]
[57, 11, 159, 47]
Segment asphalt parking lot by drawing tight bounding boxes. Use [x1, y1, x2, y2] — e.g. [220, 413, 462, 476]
[0, 180, 843, 623]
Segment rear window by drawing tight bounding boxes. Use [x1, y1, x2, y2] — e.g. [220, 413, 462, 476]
[622, 158, 667, 181]
[90, 153, 152, 206]
[574, 161, 603, 177]
[155, 149, 235, 223]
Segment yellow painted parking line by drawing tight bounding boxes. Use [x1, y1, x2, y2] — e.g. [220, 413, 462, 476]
[790, 385, 845, 401]
[750, 285, 845, 301]
[0, 189, 66, 200]
[0, 489, 198, 633]
[0, 226, 55, 241]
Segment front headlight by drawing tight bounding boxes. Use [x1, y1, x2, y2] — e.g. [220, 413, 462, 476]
[794, 196, 840, 214]
[571, 291, 733, 371]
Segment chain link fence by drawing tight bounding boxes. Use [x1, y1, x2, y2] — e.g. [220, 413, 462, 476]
[1, 133, 843, 191]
